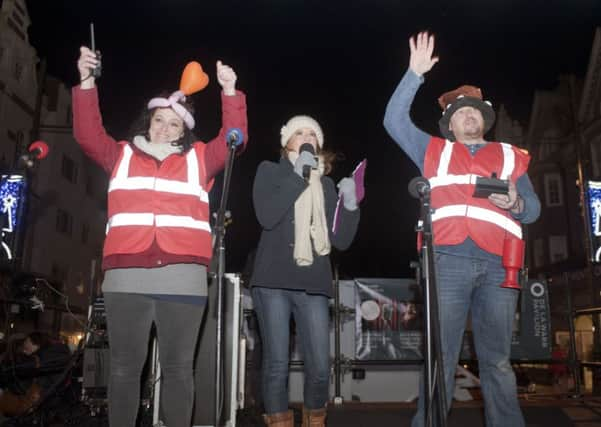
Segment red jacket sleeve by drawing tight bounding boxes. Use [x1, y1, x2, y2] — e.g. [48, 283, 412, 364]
[202, 90, 248, 180]
[72, 85, 121, 174]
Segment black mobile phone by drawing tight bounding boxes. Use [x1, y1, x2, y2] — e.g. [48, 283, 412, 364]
[473, 176, 509, 198]
[90, 23, 102, 78]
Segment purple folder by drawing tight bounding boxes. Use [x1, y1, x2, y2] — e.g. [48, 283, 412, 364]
[333, 159, 367, 234]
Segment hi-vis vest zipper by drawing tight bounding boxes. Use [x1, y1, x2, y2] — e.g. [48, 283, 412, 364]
[423, 137, 530, 256]
[103, 143, 213, 259]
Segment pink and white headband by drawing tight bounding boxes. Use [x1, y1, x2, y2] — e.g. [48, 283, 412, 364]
[147, 90, 195, 130]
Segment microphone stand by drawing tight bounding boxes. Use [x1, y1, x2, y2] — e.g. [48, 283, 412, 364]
[415, 186, 448, 427]
[213, 138, 238, 427]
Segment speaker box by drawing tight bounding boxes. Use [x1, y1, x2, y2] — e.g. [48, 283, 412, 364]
[82, 348, 110, 390]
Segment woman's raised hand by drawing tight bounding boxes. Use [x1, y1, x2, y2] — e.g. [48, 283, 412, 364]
[77, 46, 99, 89]
[216, 60, 237, 96]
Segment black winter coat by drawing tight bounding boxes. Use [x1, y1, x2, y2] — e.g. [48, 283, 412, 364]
[250, 158, 360, 297]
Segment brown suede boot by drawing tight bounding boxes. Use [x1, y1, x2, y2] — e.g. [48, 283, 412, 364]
[263, 409, 294, 427]
[302, 406, 327, 427]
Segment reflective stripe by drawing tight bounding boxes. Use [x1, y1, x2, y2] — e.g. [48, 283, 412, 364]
[431, 204, 522, 238]
[155, 215, 211, 231]
[500, 143, 515, 180]
[109, 177, 208, 202]
[107, 213, 154, 232]
[436, 140, 454, 177]
[431, 204, 468, 220]
[466, 206, 522, 238]
[108, 145, 208, 202]
[430, 141, 516, 189]
[114, 145, 134, 179]
[109, 176, 155, 191]
[106, 213, 211, 233]
[186, 149, 200, 187]
[429, 173, 479, 189]
[154, 179, 209, 201]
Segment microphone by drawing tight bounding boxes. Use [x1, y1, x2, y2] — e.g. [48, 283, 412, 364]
[20, 141, 49, 168]
[226, 128, 244, 148]
[408, 176, 430, 199]
[299, 143, 316, 181]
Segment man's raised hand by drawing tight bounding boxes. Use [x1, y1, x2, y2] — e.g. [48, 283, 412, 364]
[409, 31, 439, 77]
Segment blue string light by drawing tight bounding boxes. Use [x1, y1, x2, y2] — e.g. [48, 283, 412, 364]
[0, 174, 25, 232]
[587, 181, 601, 262]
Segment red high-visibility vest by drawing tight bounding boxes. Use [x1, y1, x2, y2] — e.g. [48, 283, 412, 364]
[423, 137, 530, 256]
[103, 143, 214, 259]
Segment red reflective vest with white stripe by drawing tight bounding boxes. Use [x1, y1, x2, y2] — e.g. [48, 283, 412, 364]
[423, 137, 530, 256]
[103, 143, 213, 259]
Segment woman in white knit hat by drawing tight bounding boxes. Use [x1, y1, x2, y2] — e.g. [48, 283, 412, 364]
[250, 115, 361, 427]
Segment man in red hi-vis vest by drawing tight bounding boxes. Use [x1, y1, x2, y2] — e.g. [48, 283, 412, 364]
[384, 32, 541, 427]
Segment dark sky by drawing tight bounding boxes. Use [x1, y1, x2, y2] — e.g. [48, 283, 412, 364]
[24, 0, 601, 278]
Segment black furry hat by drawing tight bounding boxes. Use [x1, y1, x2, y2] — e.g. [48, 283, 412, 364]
[438, 85, 495, 141]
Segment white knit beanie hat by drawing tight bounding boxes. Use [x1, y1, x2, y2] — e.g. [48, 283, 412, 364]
[280, 115, 324, 148]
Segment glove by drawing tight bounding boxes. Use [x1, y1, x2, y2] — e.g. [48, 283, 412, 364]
[337, 177, 358, 211]
[293, 151, 318, 178]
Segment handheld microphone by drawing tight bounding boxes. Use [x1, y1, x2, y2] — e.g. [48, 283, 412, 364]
[20, 141, 49, 168]
[299, 143, 316, 181]
[408, 176, 430, 199]
[226, 128, 244, 148]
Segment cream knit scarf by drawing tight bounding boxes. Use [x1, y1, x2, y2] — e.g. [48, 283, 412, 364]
[133, 135, 183, 161]
[288, 153, 331, 266]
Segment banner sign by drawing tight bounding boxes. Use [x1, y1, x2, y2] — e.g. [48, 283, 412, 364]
[354, 278, 551, 361]
[354, 278, 423, 361]
[586, 180, 601, 263]
[0, 174, 26, 262]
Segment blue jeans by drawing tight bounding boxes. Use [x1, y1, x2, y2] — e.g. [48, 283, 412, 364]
[251, 287, 330, 413]
[412, 253, 524, 427]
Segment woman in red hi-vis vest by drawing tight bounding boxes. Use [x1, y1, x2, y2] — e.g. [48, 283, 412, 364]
[73, 46, 247, 427]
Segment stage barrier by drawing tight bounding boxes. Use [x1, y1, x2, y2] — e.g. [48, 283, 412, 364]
[285, 278, 551, 403]
[79, 275, 551, 423]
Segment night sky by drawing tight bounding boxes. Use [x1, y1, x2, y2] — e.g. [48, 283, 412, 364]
[24, 0, 601, 278]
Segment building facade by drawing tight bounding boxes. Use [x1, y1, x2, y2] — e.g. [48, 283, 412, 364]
[0, 0, 107, 342]
[500, 29, 601, 372]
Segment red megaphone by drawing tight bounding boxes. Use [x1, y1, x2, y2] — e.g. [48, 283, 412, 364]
[500, 237, 524, 289]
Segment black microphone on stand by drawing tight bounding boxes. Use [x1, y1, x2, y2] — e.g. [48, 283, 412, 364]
[408, 176, 430, 199]
[299, 143, 316, 181]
